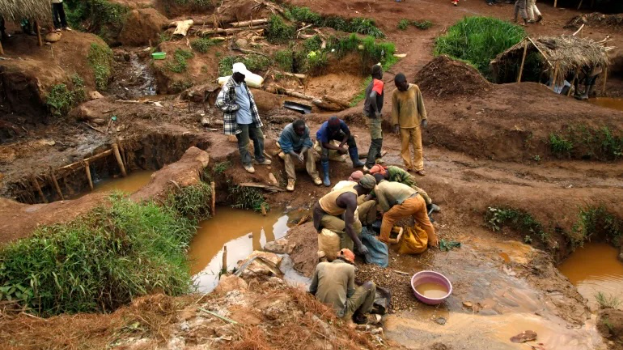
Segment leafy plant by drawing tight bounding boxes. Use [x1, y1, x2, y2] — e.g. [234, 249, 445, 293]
[549, 133, 574, 157]
[274, 50, 294, 72]
[191, 38, 218, 53]
[267, 15, 296, 44]
[165, 49, 194, 73]
[87, 43, 113, 90]
[46, 75, 86, 117]
[398, 19, 410, 30]
[287, 7, 384, 38]
[214, 161, 231, 174]
[434, 16, 525, 79]
[228, 185, 268, 212]
[572, 206, 622, 247]
[329, 34, 398, 72]
[218, 54, 271, 76]
[166, 182, 212, 220]
[305, 50, 328, 75]
[486, 207, 548, 243]
[412, 20, 433, 30]
[64, 0, 128, 42]
[303, 35, 323, 52]
[595, 292, 622, 309]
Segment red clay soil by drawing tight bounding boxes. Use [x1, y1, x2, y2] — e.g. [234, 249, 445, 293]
[415, 55, 491, 99]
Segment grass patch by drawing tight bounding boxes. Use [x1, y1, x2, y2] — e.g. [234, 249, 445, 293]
[274, 49, 294, 72]
[304, 35, 323, 52]
[549, 125, 623, 160]
[287, 7, 384, 38]
[549, 133, 574, 158]
[218, 54, 272, 76]
[167, 182, 212, 220]
[170, 80, 193, 93]
[572, 206, 623, 248]
[65, 0, 128, 42]
[165, 49, 194, 73]
[0, 192, 207, 316]
[214, 161, 231, 174]
[412, 20, 433, 30]
[46, 75, 87, 118]
[87, 43, 113, 91]
[329, 34, 398, 71]
[398, 19, 410, 30]
[190, 38, 218, 53]
[595, 292, 622, 309]
[434, 16, 525, 79]
[486, 206, 548, 244]
[267, 15, 296, 44]
[228, 184, 268, 212]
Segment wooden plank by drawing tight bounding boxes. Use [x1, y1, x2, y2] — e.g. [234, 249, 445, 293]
[0, 41, 4, 55]
[31, 175, 47, 203]
[49, 167, 64, 200]
[231, 19, 269, 27]
[112, 143, 127, 177]
[84, 161, 94, 190]
[56, 149, 113, 173]
[517, 40, 528, 83]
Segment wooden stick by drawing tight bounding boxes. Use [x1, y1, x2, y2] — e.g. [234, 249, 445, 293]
[231, 18, 269, 27]
[261, 202, 267, 216]
[84, 161, 94, 190]
[602, 67, 608, 95]
[0, 41, 4, 55]
[49, 168, 64, 200]
[554, 0, 557, 8]
[57, 149, 113, 173]
[323, 95, 351, 109]
[197, 25, 267, 36]
[572, 24, 585, 37]
[211, 181, 216, 215]
[31, 175, 47, 203]
[577, 0, 584, 10]
[221, 246, 227, 273]
[112, 143, 127, 177]
[269, 86, 316, 101]
[527, 37, 553, 69]
[567, 68, 579, 97]
[199, 307, 238, 324]
[517, 40, 528, 83]
[552, 61, 559, 89]
[35, 21, 42, 47]
[239, 182, 285, 192]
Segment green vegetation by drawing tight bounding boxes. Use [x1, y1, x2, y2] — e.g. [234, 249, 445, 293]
[549, 133, 574, 158]
[274, 49, 294, 72]
[434, 16, 525, 78]
[190, 38, 218, 53]
[398, 19, 410, 31]
[167, 182, 212, 220]
[486, 207, 549, 244]
[170, 80, 193, 93]
[87, 43, 113, 91]
[267, 15, 297, 44]
[287, 7, 384, 38]
[165, 49, 194, 73]
[305, 50, 328, 75]
[412, 20, 433, 30]
[0, 191, 209, 315]
[65, 0, 128, 42]
[329, 34, 397, 71]
[218, 54, 272, 76]
[303, 35, 323, 52]
[549, 126, 623, 160]
[228, 185, 268, 212]
[595, 292, 622, 309]
[214, 161, 231, 174]
[572, 206, 622, 248]
[46, 75, 86, 117]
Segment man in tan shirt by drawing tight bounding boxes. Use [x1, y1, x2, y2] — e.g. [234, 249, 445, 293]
[391, 73, 428, 176]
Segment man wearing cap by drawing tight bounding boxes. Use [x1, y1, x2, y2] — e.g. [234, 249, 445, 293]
[316, 116, 365, 186]
[216, 62, 271, 174]
[309, 248, 377, 323]
[373, 175, 439, 247]
[313, 174, 377, 256]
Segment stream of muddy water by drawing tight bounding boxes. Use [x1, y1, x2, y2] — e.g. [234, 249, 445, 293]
[92, 170, 153, 194]
[589, 97, 623, 111]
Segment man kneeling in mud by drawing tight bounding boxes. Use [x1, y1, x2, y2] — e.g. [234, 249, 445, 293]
[309, 248, 378, 324]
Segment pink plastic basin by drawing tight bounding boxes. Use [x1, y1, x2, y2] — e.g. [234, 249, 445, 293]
[411, 270, 453, 305]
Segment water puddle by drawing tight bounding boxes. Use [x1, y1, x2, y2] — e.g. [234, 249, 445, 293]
[588, 97, 623, 111]
[92, 170, 153, 194]
[558, 242, 623, 310]
[189, 208, 291, 293]
[110, 51, 157, 99]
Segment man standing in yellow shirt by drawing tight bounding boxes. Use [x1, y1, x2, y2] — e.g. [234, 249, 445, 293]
[391, 73, 428, 176]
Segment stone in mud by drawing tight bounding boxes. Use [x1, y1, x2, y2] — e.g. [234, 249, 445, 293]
[510, 330, 537, 343]
[88, 91, 105, 100]
[264, 238, 294, 255]
[214, 275, 248, 296]
[237, 251, 283, 278]
[70, 104, 105, 122]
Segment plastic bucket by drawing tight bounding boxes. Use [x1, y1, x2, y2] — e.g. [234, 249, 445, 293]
[411, 270, 452, 305]
[152, 52, 166, 60]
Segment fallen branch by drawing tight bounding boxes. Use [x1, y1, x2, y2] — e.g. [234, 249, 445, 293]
[196, 25, 267, 36]
[322, 95, 351, 109]
[231, 45, 271, 58]
[269, 85, 316, 101]
[312, 99, 343, 111]
[239, 182, 285, 192]
[231, 18, 269, 27]
[199, 308, 239, 325]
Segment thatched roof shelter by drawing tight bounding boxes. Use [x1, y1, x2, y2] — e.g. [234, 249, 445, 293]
[491, 35, 612, 84]
[0, 0, 52, 22]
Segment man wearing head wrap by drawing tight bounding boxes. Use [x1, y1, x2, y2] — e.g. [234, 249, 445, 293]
[316, 116, 365, 186]
[313, 175, 377, 255]
[309, 248, 377, 324]
[373, 176, 439, 247]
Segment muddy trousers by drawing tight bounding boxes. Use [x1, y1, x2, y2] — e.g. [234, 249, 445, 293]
[236, 124, 265, 167]
[399, 127, 424, 172]
[284, 149, 319, 181]
[379, 195, 436, 244]
[315, 200, 376, 251]
[344, 281, 377, 319]
[514, 0, 528, 21]
[52, 3, 68, 29]
[320, 132, 358, 161]
[366, 118, 383, 168]
[527, 0, 541, 20]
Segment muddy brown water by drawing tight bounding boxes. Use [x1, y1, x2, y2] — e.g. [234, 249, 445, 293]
[189, 208, 291, 292]
[415, 282, 448, 299]
[91, 170, 153, 194]
[558, 242, 623, 310]
[588, 97, 623, 111]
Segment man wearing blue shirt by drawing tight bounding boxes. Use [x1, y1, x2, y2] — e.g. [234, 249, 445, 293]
[316, 116, 364, 186]
[278, 119, 322, 191]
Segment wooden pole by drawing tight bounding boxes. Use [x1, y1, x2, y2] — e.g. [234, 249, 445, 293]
[552, 62, 560, 90]
[577, 0, 584, 10]
[31, 175, 47, 203]
[0, 41, 4, 56]
[602, 67, 608, 95]
[84, 161, 94, 190]
[49, 167, 64, 200]
[112, 143, 127, 177]
[568, 69, 579, 97]
[221, 246, 228, 273]
[517, 40, 529, 83]
[35, 21, 42, 47]
[211, 181, 216, 216]
[554, 0, 558, 8]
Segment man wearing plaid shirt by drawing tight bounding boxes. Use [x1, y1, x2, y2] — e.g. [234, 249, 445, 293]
[216, 62, 271, 173]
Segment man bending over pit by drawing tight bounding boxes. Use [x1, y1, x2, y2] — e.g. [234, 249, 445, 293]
[310, 248, 377, 324]
[278, 119, 322, 191]
[313, 174, 377, 256]
[216, 62, 271, 174]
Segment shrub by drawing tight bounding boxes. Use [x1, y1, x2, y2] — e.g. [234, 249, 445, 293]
[435, 16, 525, 78]
[46, 75, 86, 117]
[550, 125, 623, 161]
[165, 49, 194, 73]
[595, 292, 622, 309]
[486, 206, 548, 243]
[573, 206, 622, 247]
[218, 54, 271, 76]
[303, 35, 323, 52]
[398, 19, 410, 30]
[64, 0, 128, 42]
[167, 182, 212, 220]
[0, 194, 198, 315]
[329, 34, 397, 71]
[305, 50, 328, 75]
[190, 38, 218, 53]
[348, 18, 384, 38]
[549, 133, 574, 157]
[228, 185, 268, 212]
[274, 50, 294, 72]
[267, 15, 296, 44]
[288, 6, 322, 25]
[287, 7, 384, 38]
[412, 20, 433, 30]
[87, 43, 113, 90]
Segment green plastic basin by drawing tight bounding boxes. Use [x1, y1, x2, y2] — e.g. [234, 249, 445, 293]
[152, 52, 166, 60]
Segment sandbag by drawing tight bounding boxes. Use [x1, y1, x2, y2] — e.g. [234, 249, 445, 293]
[398, 225, 428, 255]
[361, 227, 388, 267]
[217, 73, 264, 88]
[313, 140, 347, 162]
[318, 229, 340, 261]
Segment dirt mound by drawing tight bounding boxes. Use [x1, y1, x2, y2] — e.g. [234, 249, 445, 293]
[415, 55, 491, 99]
[286, 222, 319, 277]
[598, 309, 623, 350]
[118, 8, 170, 47]
[565, 12, 623, 29]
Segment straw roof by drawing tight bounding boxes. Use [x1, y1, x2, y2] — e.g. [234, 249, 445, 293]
[491, 35, 612, 83]
[0, 0, 52, 22]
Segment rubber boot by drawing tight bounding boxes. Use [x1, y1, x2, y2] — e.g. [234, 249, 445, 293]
[349, 147, 365, 168]
[321, 160, 331, 187]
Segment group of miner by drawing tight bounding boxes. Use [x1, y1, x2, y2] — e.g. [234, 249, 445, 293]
[216, 61, 437, 325]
